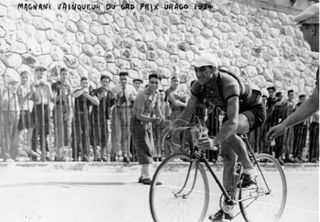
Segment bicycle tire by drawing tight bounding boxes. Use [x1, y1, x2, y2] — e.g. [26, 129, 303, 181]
[149, 152, 210, 222]
[239, 153, 287, 222]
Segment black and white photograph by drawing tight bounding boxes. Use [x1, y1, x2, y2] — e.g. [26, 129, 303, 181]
[0, 0, 319, 221]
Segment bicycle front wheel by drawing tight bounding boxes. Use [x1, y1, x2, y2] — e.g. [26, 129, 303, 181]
[149, 153, 209, 222]
[239, 153, 287, 222]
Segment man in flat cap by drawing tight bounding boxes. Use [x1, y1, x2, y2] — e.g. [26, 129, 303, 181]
[30, 65, 54, 161]
[171, 53, 266, 220]
[133, 78, 143, 93]
[268, 3, 319, 140]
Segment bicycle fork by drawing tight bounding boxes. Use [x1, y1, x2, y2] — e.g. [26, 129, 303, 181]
[174, 160, 200, 199]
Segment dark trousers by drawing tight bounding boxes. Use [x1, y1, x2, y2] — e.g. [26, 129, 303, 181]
[31, 105, 49, 155]
[274, 135, 284, 159]
[72, 112, 90, 160]
[309, 122, 319, 162]
[293, 124, 308, 159]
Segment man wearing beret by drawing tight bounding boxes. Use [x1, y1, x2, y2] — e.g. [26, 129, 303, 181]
[268, 3, 319, 141]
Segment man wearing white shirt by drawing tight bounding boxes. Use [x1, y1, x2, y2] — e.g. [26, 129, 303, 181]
[17, 71, 34, 159]
[110, 71, 136, 163]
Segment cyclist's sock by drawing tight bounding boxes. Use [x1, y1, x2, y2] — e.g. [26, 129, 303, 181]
[222, 202, 234, 216]
[242, 168, 257, 175]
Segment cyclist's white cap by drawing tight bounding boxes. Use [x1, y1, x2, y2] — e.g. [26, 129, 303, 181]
[193, 53, 220, 68]
[294, 3, 319, 24]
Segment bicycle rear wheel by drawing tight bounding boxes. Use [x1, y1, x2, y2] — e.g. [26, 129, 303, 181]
[149, 152, 209, 222]
[239, 153, 287, 222]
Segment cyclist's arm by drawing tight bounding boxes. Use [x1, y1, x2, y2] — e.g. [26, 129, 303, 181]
[216, 96, 239, 143]
[173, 95, 199, 126]
[281, 86, 319, 128]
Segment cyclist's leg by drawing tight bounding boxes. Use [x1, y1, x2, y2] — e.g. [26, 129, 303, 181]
[221, 140, 238, 196]
[225, 114, 253, 171]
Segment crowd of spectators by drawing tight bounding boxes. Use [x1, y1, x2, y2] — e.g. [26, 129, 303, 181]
[0, 66, 318, 164]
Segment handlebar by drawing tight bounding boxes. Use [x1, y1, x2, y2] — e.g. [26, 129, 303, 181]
[167, 126, 192, 132]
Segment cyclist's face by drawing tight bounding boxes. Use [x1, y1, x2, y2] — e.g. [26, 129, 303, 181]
[195, 66, 213, 85]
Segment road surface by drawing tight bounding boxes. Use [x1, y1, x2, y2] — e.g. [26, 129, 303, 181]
[0, 163, 318, 222]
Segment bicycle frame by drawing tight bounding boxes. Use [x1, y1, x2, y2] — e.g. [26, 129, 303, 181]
[183, 134, 273, 206]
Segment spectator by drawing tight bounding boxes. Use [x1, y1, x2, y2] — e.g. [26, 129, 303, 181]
[1, 78, 20, 161]
[17, 71, 34, 159]
[272, 92, 286, 163]
[292, 95, 309, 163]
[130, 78, 144, 161]
[281, 90, 296, 163]
[165, 76, 188, 121]
[153, 89, 171, 161]
[30, 66, 54, 161]
[253, 95, 268, 154]
[110, 71, 136, 163]
[266, 86, 277, 112]
[263, 90, 282, 155]
[90, 75, 114, 161]
[308, 111, 319, 162]
[133, 78, 144, 93]
[131, 73, 168, 185]
[52, 67, 72, 161]
[71, 77, 99, 161]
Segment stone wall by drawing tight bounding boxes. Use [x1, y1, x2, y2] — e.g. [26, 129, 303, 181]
[0, 0, 318, 95]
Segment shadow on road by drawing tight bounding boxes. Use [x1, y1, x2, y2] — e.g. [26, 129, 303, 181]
[0, 181, 137, 188]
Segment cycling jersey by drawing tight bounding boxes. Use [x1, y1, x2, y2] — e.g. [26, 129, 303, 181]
[191, 69, 261, 111]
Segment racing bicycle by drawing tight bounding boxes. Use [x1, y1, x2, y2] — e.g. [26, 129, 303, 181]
[149, 119, 287, 222]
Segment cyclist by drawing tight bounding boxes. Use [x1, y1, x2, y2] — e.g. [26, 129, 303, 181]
[171, 53, 266, 221]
